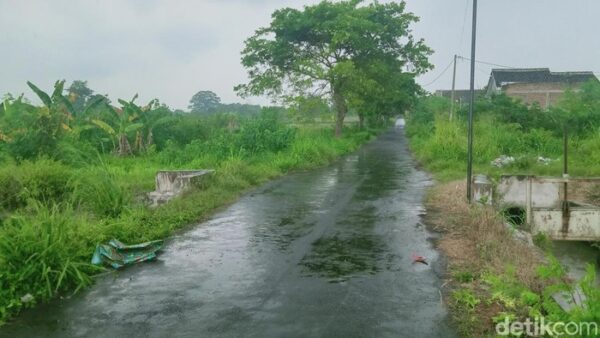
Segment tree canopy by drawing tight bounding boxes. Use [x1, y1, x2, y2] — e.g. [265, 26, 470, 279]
[188, 90, 221, 113]
[67, 80, 94, 115]
[236, 0, 432, 136]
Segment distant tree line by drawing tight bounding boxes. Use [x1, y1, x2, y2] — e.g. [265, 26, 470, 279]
[188, 90, 261, 116]
[0, 80, 290, 161]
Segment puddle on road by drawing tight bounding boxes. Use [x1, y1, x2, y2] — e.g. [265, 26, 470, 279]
[249, 203, 315, 251]
[299, 233, 386, 282]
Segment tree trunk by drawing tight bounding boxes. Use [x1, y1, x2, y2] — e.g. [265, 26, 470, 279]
[227, 119, 237, 132]
[134, 130, 144, 153]
[146, 129, 154, 148]
[358, 113, 365, 130]
[332, 88, 347, 138]
[118, 133, 131, 156]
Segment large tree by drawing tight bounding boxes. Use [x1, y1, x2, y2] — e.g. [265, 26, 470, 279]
[235, 0, 432, 136]
[67, 80, 94, 115]
[346, 58, 422, 128]
[188, 90, 221, 113]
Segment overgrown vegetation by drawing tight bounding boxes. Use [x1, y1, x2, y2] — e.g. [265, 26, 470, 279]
[406, 80, 600, 181]
[427, 182, 599, 337]
[409, 83, 600, 336]
[0, 79, 380, 325]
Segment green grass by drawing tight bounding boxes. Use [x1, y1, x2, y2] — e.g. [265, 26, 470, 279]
[408, 96, 600, 336]
[406, 114, 600, 182]
[0, 124, 377, 325]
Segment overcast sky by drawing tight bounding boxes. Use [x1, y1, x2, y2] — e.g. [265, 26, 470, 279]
[1, 0, 599, 109]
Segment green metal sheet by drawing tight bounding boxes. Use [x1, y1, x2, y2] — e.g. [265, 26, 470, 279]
[91, 239, 164, 269]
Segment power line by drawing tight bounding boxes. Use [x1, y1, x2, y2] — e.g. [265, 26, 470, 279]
[422, 56, 505, 89]
[457, 0, 470, 52]
[422, 58, 455, 87]
[473, 64, 489, 88]
[425, 54, 600, 91]
[457, 56, 514, 69]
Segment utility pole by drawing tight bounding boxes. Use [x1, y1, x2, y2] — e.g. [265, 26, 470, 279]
[466, 0, 478, 203]
[450, 54, 457, 120]
[561, 126, 569, 233]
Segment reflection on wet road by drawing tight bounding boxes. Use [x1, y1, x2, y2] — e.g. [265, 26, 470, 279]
[3, 128, 454, 337]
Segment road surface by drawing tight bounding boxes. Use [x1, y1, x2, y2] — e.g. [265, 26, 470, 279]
[3, 127, 454, 337]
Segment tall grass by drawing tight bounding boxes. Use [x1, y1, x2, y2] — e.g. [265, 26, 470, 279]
[407, 112, 600, 182]
[0, 203, 99, 323]
[409, 94, 600, 335]
[0, 120, 378, 324]
[0, 158, 73, 210]
[70, 166, 130, 218]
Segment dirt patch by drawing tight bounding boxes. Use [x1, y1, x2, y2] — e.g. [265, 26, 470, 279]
[438, 236, 479, 269]
[425, 181, 550, 336]
[427, 181, 545, 285]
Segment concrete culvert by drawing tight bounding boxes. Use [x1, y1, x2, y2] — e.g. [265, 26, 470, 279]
[503, 206, 526, 227]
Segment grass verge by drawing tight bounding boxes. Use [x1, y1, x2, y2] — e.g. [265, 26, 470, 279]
[426, 181, 599, 337]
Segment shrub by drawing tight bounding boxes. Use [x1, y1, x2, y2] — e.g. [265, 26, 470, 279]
[69, 167, 130, 218]
[235, 113, 296, 155]
[520, 128, 562, 156]
[0, 204, 98, 323]
[453, 288, 481, 311]
[453, 270, 477, 283]
[156, 139, 193, 166]
[0, 158, 73, 210]
[407, 93, 600, 180]
[0, 146, 12, 164]
[0, 169, 22, 211]
[53, 138, 101, 168]
[420, 117, 467, 163]
[204, 113, 297, 159]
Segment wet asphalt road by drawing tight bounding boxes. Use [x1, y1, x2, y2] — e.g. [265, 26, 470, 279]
[3, 127, 454, 337]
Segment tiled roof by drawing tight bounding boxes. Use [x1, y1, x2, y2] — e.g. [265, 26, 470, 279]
[491, 68, 597, 87]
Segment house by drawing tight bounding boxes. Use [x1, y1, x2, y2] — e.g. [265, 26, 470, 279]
[486, 68, 598, 109]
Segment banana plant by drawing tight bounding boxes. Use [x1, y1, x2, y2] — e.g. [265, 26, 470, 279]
[0, 84, 67, 159]
[90, 94, 145, 155]
[19, 80, 76, 150]
[0, 93, 49, 144]
[0, 97, 22, 143]
[124, 98, 175, 153]
[136, 100, 175, 149]
[0, 81, 121, 159]
[87, 95, 175, 155]
[145, 115, 174, 148]
[27, 80, 74, 130]
[26, 81, 108, 139]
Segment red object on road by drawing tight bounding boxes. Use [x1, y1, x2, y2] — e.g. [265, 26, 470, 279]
[411, 253, 428, 265]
